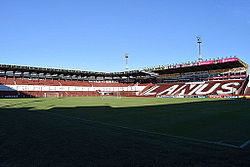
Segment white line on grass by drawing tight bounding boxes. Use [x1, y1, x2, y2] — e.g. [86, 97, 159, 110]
[36, 110, 249, 149]
[240, 140, 250, 148]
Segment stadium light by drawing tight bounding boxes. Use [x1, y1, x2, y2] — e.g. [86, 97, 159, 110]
[196, 36, 203, 61]
[124, 53, 129, 71]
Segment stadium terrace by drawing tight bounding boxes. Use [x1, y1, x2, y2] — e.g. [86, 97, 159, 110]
[0, 57, 249, 98]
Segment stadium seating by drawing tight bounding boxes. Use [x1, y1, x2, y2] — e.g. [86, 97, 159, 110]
[1, 76, 249, 98]
[0, 77, 147, 97]
[0, 57, 249, 98]
[141, 79, 247, 97]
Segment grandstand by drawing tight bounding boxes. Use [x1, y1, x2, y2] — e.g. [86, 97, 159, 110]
[0, 57, 249, 98]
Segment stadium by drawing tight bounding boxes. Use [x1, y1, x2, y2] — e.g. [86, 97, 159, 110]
[1, 1, 250, 166]
[1, 56, 250, 166]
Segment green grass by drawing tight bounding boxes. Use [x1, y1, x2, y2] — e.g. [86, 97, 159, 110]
[1, 97, 249, 144]
[0, 97, 250, 166]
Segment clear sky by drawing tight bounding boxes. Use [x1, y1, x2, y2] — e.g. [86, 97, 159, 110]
[0, 0, 249, 72]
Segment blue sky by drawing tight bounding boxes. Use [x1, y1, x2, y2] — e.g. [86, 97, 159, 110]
[0, 0, 249, 72]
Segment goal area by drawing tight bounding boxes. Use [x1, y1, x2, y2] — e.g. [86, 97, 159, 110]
[100, 91, 122, 99]
[44, 93, 60, 98]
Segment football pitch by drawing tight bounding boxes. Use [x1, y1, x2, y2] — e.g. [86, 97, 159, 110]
[1, 97, 250, 166]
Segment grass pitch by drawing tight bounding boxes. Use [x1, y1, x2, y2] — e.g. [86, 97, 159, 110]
[0, 97, 250, 166]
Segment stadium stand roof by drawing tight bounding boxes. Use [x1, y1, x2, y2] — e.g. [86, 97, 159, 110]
[0, 57, 248, 80]
[0, 64, 149, 78]
[144, 57, 248, 75]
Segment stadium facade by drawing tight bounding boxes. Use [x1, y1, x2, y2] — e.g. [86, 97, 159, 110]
[0, 57, 249, 98]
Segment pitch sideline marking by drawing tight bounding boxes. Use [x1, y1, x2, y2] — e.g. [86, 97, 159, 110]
[34, 110, 250, 149]
[240, 140, 250, 148]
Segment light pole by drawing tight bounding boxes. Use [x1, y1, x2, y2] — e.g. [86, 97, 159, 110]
[196, 36, 203, 61]
[124, 53, 129, 71]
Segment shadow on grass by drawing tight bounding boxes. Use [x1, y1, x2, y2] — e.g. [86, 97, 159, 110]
[0, 99, 249, 167]
[43, 98, 250, 144]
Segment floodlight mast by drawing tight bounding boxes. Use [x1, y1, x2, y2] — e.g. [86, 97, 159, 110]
[124, 53, 129, 71]
[196, 36, 203, 61]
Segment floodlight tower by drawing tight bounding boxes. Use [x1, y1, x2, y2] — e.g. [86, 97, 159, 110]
[196, 36, 203, 61]
[124, 53, 129, 71]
